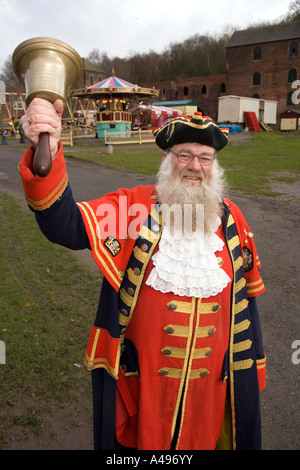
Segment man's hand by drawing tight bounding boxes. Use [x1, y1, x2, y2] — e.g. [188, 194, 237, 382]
[21, 98, 64, 158]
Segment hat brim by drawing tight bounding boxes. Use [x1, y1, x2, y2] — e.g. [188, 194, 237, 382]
[153, 114, 229, 151]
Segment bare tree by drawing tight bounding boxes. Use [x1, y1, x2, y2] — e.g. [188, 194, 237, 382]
[282, 0, 300, 22]
[0, 55, 24, 92]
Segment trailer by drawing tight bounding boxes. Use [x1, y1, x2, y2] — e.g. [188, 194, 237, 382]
[218, 95, 277, 125]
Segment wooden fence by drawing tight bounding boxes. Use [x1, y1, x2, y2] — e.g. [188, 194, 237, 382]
[104, 129, 155, 145]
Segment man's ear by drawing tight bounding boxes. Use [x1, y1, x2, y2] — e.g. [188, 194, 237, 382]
[162, 151, 168, 161]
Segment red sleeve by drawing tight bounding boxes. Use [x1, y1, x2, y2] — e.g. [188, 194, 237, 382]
[19, 142, 68, 211]
[256, 354, 267, 391]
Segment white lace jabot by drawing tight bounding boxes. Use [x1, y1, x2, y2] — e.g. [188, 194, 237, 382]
[145, 219, 231, 298]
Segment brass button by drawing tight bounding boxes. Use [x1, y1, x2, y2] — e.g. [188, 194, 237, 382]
[121, 364, 127, 373]
[205, 349, 213, 357]
[208, 327, 215, 336]
[151, 195, 158, 200]
[162, 348, 172, 356]
[212, 304, 220, 312]
[120, 344, 126, 353]
[85, 361, 94, 371]
[119, 308, 129, 317]
[168, 302, 177, 311]
[118, 270, 125, 278]
[152, 224, 160, 232]
[200, 370, 209, 377]
[158, 369, 168, 376]
[120, 327, 126, 335]
[141, 243, 148, 252]
[165, 326, 174, 334]
[127, 287, 134, 296]
[133, 267, 141, 276]
[217, 257, 224, 267]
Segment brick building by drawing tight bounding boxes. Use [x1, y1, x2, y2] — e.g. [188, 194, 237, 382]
[226, 22, 300, 117]
[145, 74, 226, 121]
[74, 58, 106, 88]
[144, 22, 300, 124]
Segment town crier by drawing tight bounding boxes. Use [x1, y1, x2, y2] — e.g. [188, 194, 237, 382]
[19, 97, 266, 450]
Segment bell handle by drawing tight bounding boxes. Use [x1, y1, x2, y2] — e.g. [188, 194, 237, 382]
[32, 132, 52, 177]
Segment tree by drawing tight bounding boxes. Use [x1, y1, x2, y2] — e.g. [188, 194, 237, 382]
[87, 48, 112, 75]
[282, 0, 300, 22]
[0, 55, 24, 92]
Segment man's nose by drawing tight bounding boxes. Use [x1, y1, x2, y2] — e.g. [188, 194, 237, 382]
[187, 156, 202, 171]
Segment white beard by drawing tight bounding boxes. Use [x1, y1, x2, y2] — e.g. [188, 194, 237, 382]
[155, 153, 226, 236]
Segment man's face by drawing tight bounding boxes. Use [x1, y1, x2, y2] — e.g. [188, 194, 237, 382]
[163, 142, 216, 187]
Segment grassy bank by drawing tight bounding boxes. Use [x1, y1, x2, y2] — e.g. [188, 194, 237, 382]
[0, 192, 101, 446]
[65, 131, 300, 197]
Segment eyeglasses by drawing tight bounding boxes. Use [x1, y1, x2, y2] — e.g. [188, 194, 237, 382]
[171, 150, 215, 166]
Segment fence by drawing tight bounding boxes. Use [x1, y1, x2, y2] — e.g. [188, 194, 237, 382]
[104, 129, 155, 145]
[60, 130, 73, 146]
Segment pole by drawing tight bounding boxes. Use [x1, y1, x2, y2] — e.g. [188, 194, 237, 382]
[0, 80, 6, 145]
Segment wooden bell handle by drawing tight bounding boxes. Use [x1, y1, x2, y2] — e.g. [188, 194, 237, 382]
[32, 132, 52, 177]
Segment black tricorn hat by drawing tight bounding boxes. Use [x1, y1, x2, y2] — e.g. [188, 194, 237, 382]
[153, 112, 229, 151]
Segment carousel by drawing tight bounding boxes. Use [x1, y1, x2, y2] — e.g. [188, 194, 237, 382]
[70, 71, 159, 138]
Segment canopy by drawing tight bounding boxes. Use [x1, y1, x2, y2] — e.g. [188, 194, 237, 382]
[129, 104, 182, 127]
[88, 74, 136, 89]
[71, 71, 159, 99]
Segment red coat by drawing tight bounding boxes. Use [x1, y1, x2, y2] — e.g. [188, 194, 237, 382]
[19, 143, 266, 450]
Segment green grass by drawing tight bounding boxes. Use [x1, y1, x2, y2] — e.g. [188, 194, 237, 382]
[66, 144, 162, 176]
[63, 131, 300, 197]
[0, 191, 101, 444]
[218, 132, 300, 195]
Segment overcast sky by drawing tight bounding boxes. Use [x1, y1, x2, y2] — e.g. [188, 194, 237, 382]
[0, 0, 293, 70]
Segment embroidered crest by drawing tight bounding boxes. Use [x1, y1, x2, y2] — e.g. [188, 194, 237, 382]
[243, 246, 253, 272]
[104, 236, 121, 257]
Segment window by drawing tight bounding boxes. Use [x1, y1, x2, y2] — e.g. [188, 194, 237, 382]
[220, 83, 226, 93]
[253, 93, 260, 99]
[89, 74, 94, 86]
[184, 86, 189, 96]
[202, 84, 207, 94]
[253, 47, 261, 60]
[288, 68, 297, 83]
[253, 72, 261, 86]
[290, 42, 298, 57]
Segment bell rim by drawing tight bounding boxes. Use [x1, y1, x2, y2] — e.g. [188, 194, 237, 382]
[12, 36, 84, 82]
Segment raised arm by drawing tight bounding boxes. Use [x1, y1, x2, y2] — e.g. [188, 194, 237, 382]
[19, 98, 90, 251]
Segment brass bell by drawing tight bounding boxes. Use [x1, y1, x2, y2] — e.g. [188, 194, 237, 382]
[12, 37, 83, 176]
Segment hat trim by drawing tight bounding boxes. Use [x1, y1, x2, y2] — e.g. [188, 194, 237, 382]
[154, 116, 228, 144]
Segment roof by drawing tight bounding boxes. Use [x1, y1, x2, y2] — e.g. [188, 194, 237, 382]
[82, 58, 105, 73]
[130, 104, 182, 115]
[227, 21, 300, 48]
[88, 73, 135, 89]
[152, 100, 197, 107]
[280, 109, 300, 116]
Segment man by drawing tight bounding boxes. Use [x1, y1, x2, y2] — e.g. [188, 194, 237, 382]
[19, 98, 266, 450]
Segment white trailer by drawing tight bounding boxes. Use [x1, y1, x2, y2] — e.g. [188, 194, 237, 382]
[217, 95, 277, 125]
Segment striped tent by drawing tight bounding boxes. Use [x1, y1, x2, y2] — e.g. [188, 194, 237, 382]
[71, 71, 159, 99]
[88, 73, 136, 89]
[130, 104, 182, 127]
